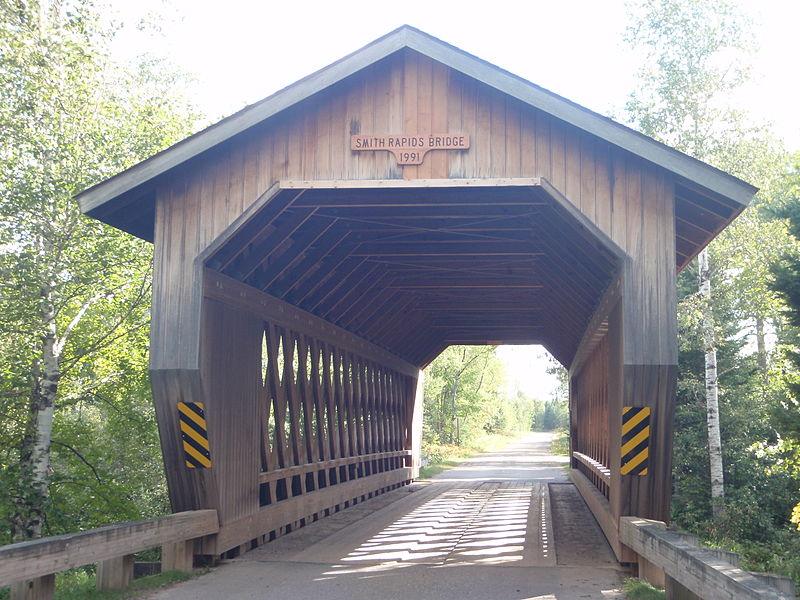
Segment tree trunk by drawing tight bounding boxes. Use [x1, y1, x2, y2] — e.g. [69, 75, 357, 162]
[448, 373, 460, 444]
[698, 248, 725, 520]
[12, 276, 60, 541]
[755, 315, 767, 374]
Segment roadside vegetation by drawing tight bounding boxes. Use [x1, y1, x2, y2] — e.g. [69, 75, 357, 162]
[420, 345, 569, 479]
[0, 0, 799, 591]
[623, 0, 800, 584]
[550, 430, 570, 457]
[622, 578, 665, 600]
[0, 569, 205, 600]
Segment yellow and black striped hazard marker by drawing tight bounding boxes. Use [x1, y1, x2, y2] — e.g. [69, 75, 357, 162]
[621, 406, 650, 475]
[178, 402, 212, 469]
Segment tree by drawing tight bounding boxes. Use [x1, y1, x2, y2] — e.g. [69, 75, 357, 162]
[423, 346, 509, 446]
[624, 0, 779, 522]
[625, 4, 800, 576]
[768, 156, 800, 530]
[0, 0, 199, 542]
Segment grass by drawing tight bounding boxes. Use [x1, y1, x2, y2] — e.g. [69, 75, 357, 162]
[550, 429, 569, 456]
[548, 429, 572, 476]
[418, 431, 528, 479]
[622, 578, 666, 599]
[0, 568, 207, 600]
[418, 459, 462, 479]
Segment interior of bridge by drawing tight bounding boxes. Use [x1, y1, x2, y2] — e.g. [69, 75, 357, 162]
[202, 180, 622, 369]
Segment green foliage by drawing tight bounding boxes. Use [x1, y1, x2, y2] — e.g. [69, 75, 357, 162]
[769, 159, 800, 441]
[625, 0, 800, 582]
[550, 430, 570, 456]
[423, 346, 511, 446]
[767, 158, 800, 534]
[422, 346, 545, 470]
[53, 568, 202, 600]
[0, 0, 200, 542]
[622, 578, 665, 600]
[531, 398, 569, 432]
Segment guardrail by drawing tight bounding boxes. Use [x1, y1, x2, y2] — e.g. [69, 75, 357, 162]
[571, 451, 611, 485]
[620, 516, 796, 600]
[0, 509, 219, 600]
[258, 450, 412, 484]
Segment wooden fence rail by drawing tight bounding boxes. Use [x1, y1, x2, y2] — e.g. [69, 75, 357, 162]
[0, 509, 218, 599]
[620, 517, 796, 600]
[258, 450, 411, 484]
[571, 451, 611, 486]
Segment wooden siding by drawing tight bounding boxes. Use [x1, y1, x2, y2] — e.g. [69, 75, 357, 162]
[572, 334, 610, 499]
[151, 50, 678, 366]
[192, 272, 417, 550]
[145, 49, 685, 555]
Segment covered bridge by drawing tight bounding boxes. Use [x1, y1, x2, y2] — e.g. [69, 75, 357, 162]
[77, 26, 756, 562]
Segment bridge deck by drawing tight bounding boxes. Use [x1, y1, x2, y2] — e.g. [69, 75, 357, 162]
[149, 433, 624, 599]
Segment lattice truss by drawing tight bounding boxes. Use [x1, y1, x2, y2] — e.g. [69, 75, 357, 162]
[257, 320, 412, 508]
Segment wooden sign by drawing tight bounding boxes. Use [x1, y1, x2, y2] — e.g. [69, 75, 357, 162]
[351, 134, 470, 165]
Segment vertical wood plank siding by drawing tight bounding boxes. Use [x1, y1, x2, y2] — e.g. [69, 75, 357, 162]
[573, 335, 610, 499]
[149, 49, 679, 555]
[197, 276, 416, 552]
[152, 50, 678, 373]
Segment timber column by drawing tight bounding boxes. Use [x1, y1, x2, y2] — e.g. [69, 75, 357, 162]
[609, 167, 678, 547]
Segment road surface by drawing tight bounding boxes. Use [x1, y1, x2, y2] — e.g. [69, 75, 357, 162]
[147, 433, 624, 599]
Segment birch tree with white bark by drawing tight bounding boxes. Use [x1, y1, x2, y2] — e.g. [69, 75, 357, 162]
[624, 0, 787, 521]
[0, 0, 199, 541]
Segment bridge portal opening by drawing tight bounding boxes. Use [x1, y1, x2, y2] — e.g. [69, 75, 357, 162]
[79, 27, 753, 562]
[181, 179, 626, 557]
[203, 180, 620, 366]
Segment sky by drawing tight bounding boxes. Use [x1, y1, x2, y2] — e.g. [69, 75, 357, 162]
[110, 0, 800, 400]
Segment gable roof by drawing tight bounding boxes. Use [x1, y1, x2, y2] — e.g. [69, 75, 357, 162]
[77, 25, 757, 224]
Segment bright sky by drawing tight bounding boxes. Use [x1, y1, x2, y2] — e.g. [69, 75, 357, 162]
[110, 0, 800, 399]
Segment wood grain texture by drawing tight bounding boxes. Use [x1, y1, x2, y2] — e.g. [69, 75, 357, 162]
[570, 468, 621, 561]
[96, 555, 133, 591]
[137, 50, 706, 557]
[195, 270, 417, 554]
[210, 467, 413, 554]
[0, 511, 218, 586]
[201, 299, 262, 524]
[620, 517, 787, 600]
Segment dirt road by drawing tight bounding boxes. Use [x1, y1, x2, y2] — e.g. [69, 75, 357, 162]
[147, 433, 624, 599]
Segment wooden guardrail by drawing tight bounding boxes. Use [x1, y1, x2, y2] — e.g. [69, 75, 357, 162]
[0, 509, 219, 600]
[620, 516, 796, 600]
[258, 450, 412, 484]
[571, 451, 611, 485]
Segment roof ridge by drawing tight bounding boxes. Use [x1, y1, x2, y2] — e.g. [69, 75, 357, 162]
[77, 25, 757, 220]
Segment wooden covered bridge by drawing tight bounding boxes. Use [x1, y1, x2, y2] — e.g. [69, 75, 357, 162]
[5, 26, 775, 599]
[77, 25, 755, 562]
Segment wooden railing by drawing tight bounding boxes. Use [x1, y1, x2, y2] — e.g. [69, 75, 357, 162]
[571, 451, 611, 486]
[0, 510, 218, 600]
[258, 450, 411, 485]
[620, 517, 796, 600]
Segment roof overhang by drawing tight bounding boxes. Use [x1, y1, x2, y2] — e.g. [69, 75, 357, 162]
[199, 178, 626, 367]
[77, 25, 757, 230]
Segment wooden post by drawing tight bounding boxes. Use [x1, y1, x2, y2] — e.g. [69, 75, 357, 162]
[162, 540, 195, 572]
[614, 169, 678, 531]
[665, 577, 702, 600]
[638, 556, 667, 588]
[409, 370, 424, 478]
[11, 575, 55, 600]
[96, 554, 134, 591]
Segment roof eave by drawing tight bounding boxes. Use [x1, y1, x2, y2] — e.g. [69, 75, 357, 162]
[77, 26, 413, 215]
[77, 25, 757, 219]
